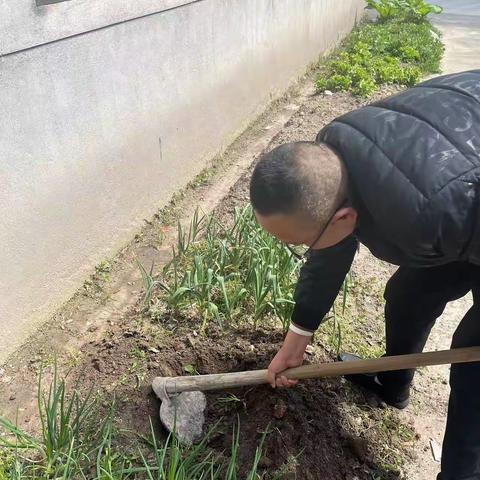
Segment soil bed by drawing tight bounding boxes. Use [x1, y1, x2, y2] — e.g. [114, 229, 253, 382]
[76, 314, 404, 479]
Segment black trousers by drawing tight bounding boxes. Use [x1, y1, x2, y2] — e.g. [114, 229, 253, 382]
[377, 262, 480, 480]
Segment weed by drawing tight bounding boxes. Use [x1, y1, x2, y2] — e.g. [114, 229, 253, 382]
[136, 258, 158, 308]
[129, 346, 146, 360]
[96, 261, 112, 281]
[216, 394, 247, 413]
[183, 364, 199, 375]
[217, 393, 243, 404]
[316, 271, 387, 361]
[271, 452, 302, 479]
[82, 260, 113, 297]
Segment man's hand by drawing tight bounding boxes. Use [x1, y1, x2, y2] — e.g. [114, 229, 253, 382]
[268, 330, 311, 388]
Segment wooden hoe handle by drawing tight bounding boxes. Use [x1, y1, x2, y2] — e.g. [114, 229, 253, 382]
[153, 346, 480, 395]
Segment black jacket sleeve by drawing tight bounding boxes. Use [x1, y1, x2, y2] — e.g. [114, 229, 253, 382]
[291, 235, 358, 332]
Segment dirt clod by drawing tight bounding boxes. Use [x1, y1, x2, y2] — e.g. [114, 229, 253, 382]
[273, 400, 287, 419]
[346, 436, 369, 462]
[91, 358, 103, 372]
[258, 456, 274, 468]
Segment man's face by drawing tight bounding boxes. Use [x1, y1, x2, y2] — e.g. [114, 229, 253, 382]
[254, 211, 319, 247]
[254, 207, 358, 251]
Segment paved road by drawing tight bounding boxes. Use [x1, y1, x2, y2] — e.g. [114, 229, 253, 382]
[432, 0, 480, 16]
[430, 0, 480, 73]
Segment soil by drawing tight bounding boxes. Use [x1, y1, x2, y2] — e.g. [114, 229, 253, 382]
[69, 314, 403, 479]
[2, 76, 443, 479]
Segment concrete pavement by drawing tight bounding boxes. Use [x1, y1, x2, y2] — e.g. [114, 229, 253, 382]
[430, 0, 480, 73]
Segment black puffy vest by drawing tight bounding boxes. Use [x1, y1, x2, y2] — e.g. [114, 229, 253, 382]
[317, 70, 480, 267]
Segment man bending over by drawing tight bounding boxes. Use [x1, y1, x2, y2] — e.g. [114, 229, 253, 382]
[250, 70, 480, 480]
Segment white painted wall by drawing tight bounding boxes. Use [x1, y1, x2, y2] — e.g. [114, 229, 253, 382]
[1, 1, 198, 54]
[0, 0, 365, 363]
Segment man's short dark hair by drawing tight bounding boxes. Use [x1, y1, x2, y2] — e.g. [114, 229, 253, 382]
[249, 141, 347, 223]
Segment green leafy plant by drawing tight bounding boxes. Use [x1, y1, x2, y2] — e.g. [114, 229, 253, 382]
[366, 0, 400, 20]
[183, 364, 199, 375]
[316, 17, 443, 96]
[367, 0, 442, 23]
[153, 205, 303, 332]
[137, 258, 158, 307]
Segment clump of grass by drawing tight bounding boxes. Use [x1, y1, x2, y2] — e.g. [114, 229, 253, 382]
[83, 260, 113, 297]
[316, 1, 444, 96]
[0, 364, 97, 479]
[0, 369, 267, 479]
[317, 270, 387, 360]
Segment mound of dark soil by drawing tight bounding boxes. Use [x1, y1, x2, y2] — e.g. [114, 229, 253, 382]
[77, 320, 400, 480]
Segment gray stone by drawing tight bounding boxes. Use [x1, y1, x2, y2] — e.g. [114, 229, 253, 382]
[159, 391, 207, 445]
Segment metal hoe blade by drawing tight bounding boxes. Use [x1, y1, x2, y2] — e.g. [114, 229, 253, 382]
[153, 378, 207, 445]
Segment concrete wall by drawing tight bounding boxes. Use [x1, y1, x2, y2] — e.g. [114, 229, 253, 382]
[0, 0, 365, 363]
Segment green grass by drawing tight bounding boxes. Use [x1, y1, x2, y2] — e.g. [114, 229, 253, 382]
[82, 260, 113, 298]
[0, 369, 267, 479]
[316, 10, 444, 96]
[317, 270, 387, 360]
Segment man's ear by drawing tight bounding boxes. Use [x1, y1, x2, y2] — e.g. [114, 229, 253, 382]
[332, 207, 358, 225]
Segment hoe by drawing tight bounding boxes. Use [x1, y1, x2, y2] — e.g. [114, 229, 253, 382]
[152, 346, 480, 444]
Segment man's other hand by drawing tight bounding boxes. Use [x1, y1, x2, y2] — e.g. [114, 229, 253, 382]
[267, 330, 311, 388]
